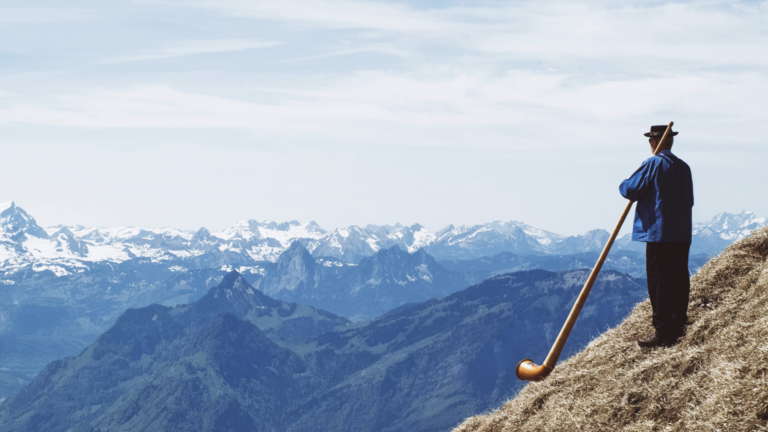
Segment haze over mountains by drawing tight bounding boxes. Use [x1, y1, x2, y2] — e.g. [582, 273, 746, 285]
[0, 236, 666, 402]
[0, 270, 648, 432]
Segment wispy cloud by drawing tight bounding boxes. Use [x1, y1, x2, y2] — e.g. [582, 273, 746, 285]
[0, 7, 87, 23]
[178, 0, 768, 68]
[182, 0, 451, 32]
[107, 39, 280, 62]
[4, 69, 766, 145]
[2, 0, 767, 232]
[279, 45, 415, 63]
[4, 1, 768, 145]
[458, 2, 768, 66]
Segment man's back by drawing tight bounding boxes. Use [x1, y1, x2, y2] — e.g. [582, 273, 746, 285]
[619, 150, 694, 243]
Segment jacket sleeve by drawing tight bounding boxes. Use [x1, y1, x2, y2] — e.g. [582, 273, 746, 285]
[619, 159, 654, 202]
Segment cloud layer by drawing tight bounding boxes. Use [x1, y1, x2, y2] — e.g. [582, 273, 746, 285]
[0, 0, 765, 232]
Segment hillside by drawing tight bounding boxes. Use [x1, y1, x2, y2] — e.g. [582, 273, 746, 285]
[454, 226, 768, 431]
[0, 262, 228, 400]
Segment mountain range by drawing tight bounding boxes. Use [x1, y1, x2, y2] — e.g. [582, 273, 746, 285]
[3, 201, 762, 275]
[0, 238, 664, 401]
[255, 242, 478, 322]
[0, 269, 648, 432]
[0, 201, 763, 401]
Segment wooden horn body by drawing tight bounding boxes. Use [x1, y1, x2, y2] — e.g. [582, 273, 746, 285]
[515, 122, 674, 382]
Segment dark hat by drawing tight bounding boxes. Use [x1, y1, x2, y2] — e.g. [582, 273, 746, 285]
[644, 125, 679, 138]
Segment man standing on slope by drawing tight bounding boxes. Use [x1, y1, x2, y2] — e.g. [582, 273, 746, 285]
[620, 125, 694, 348]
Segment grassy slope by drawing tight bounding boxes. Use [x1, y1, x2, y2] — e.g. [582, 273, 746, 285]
[454, 227, 768, 432]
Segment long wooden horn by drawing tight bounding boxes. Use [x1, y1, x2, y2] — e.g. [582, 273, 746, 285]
[515, 121, 674, 381]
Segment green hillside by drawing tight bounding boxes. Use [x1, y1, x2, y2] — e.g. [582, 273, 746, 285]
[455, 227, 768, 431]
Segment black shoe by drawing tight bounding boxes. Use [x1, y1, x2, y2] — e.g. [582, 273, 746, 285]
[637, 333, 673, 348]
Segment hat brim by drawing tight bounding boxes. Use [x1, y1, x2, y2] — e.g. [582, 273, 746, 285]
[644, 131, 679, 137]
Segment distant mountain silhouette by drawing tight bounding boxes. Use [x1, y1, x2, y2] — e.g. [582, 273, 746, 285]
[258, 242, 478, 321]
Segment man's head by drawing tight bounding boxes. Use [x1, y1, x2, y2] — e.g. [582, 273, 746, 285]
[644, 125, 678, 153]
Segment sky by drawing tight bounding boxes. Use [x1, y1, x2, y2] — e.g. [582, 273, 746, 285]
[1, 0, 766, 235]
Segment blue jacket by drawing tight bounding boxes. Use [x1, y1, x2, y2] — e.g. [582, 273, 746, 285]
[619, 150, 694, 243]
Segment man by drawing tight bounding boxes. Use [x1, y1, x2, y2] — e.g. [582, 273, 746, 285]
[619, 125, 694, 348]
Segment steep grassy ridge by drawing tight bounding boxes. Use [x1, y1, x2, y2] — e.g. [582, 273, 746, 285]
[455, 227, 768, 432]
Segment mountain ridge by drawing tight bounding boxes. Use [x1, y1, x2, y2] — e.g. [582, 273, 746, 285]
[3, 202, 761, 276]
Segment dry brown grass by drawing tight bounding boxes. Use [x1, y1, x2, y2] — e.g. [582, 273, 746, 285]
[454, 226, 768, 432]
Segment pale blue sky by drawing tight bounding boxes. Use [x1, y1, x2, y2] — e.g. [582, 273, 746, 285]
[1, 0, 766, 235]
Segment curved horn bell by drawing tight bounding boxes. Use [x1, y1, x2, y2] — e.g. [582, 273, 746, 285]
[515, 359, 553, 381]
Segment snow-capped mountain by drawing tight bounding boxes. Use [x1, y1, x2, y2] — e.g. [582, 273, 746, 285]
[365, 223, 436, 252]
[1, 201, 764, 277]
[551, 229, 611, 254]
[209, 219, 327, 262]
[311, 225, 381, 263]
[690, 211, 767, 255]
[425, 220, 564, 260]
[694, 211, 766, 239]
[0, 201, 48, 241]
[614, 211, 768, 255]
[0, 202, 326, 276]
[311, 223, 436, 262]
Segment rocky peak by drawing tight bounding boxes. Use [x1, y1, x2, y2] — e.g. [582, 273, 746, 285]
[194, 271, 281, 319]
[367, 244, 408, 262]
[359, 245, 439, 282]
[551, 229, 610, 254]
[191, 227, 213, 245]
[273, 241, 316, 274]
[311, 225, 381, 263]
[697, 211, 766, 233]
[258, 242, 317, 297]
[50, 227, 89, 257]
[434, 224, 457, 240]
[214, 220, 263, 241]
[212, 271, 259, 300]
[0, 201, 49, 241]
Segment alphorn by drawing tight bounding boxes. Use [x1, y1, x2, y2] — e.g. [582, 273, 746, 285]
[515, 122, 674, 381]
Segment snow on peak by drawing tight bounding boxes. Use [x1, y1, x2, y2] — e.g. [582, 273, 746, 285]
[212, 220, 264, 241]
[258, 221, 326, 246]
[0, 201, 48, 240]
[433, 220, 561, 245]
[3, 208, 762, 277]
[693, 211, 767, 241]
[409, 226, 436, 253]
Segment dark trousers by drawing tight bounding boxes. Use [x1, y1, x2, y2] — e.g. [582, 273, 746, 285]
[646, 242, 691, 339]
